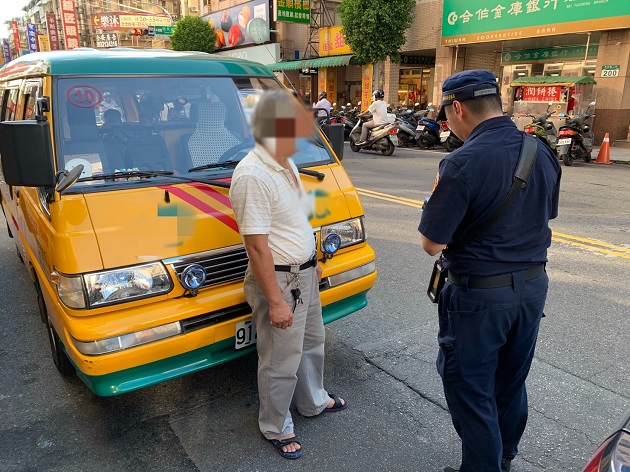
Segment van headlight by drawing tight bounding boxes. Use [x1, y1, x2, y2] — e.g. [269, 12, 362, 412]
[320, 217, 366, 255]
[53, 262, 173, 309]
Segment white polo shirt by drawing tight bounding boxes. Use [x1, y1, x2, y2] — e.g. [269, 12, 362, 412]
[229, 143, 315, 265]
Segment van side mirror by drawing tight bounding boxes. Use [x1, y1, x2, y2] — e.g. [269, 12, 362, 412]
[0, 119, 56, 187]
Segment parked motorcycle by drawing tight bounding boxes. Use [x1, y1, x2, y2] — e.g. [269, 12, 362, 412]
[395, 109, 419, 147]
[339, 103, 359, 141]
[523, 102, 559, 155]
[414, 107, 441, 149]
[439, 120, 464, 152]
[557, 101, 596, 166]
[349, 115, 399, 156]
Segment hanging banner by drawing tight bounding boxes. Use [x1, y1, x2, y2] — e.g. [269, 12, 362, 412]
[3, 39, 12, 64]
[318, 68, 327, 100]
[46, 13, 61, 50]
[325, 68, 338, 105]
[521, 86, 562, 102]
[38, 35, 50, 52]
[202, 0, 270, 51]
[274, 0, 311, 24]
[361, 64, 374, 111]
[11, 21, 21, 55]
[442, 0, 630, 45]
[61, 0, 80, 49]
[319, 26, 351, 57]
[26, 23, 38, 53]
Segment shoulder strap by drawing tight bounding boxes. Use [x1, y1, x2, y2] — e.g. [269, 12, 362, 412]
[444, 133, 538, 255]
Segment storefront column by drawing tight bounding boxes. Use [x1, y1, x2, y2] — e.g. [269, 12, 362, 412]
[594, 28, 630, 144]
[383, 58, 400, 109]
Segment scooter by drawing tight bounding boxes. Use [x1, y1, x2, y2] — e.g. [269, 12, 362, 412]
[395, 109, 418, 147]
[523, 102, 559, 155]
[414, 107, 441, 148]
[349, 115, 399, 156]
[339, 103, 359, 141]
[557, 101, 596, 166]
[439, 120, 464, 153]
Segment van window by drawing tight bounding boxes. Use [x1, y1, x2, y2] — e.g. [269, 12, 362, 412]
[55, 77, 334, 187]
[2, 87, 20, 121]
[22, 80, 43, 120]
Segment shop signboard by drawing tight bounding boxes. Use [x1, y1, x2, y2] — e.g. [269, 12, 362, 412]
[319, 26, 351, 57]
[11, 21, 21, 55]
[203, 0, 270, 51]
[61, 0, 80, 49]
[502, 44, 598, 64]
[2, 39, 11, 64]
[46, 13, 60, 50]
[216, 43, 280, 65]
[38, 35, 50, 52]
[361, 64, 374, 111]
[442, 0, 630, 45]
[91, 12, 171, 30]
[318, 68, 327, 98]
[26, 23, 38, 53]
[274, 0, 311, 24]
[400, 55, 436, 66]
[521, 86, 562, 102]
[96, 32, 119, 48]
[601, 65, 620, 78]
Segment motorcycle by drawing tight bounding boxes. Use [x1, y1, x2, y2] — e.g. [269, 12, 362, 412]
[395, 109, 419, 147]
[349, 114, 399, 156]
[339, 103, 359, 141]
[523, 102, 559, 155]
[557, 101, 596, 166]
[414, 107, 441, 149]
[439, 120, 464, 153]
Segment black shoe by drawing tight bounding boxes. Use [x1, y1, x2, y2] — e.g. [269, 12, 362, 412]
[501, 458, 512, 471]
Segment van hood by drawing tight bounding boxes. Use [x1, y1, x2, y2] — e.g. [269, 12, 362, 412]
[83, 170, 353, 269]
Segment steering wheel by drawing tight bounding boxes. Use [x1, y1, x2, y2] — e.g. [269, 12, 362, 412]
[217, 140, 254, 163]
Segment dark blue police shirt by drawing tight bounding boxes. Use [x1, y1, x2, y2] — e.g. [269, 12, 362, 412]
[419, 116, 561, 277]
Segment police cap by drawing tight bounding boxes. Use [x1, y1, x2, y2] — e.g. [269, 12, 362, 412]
[436, 69, 500, 121]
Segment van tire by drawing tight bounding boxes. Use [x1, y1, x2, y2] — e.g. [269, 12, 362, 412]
[47, 318, 76, 377]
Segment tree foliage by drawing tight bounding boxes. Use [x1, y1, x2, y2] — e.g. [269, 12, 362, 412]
[338, 0, 415, 64]
[171, 16, 217, 54]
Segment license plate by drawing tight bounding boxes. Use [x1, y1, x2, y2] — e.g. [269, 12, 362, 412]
[440, 131, 450, 139]
[557, 138, 572, 145]
[235, 319, 257, 349]
[416, 125, 425, 131]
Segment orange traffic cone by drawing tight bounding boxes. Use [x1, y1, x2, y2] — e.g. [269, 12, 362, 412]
[595, 133, 612, 165]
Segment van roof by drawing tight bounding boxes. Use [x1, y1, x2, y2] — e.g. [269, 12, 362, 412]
[0, 48, 274, 79]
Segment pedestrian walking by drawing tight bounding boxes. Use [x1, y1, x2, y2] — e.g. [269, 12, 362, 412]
[229, 89, 348, 460]
[418, 69, 562, 472]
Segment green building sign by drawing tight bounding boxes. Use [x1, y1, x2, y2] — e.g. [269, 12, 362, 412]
[501, 44, 599, 63]
[442, 0, 630, 45]
[276, 0, 311, 24]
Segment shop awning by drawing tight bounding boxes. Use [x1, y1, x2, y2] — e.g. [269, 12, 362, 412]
[510, 75, 596, 87]
[266, 54, 362, 72]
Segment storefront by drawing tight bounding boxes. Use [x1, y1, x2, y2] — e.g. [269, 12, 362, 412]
[397, 55, 436, 108]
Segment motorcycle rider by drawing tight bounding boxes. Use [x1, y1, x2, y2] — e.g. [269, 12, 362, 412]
[314, 91, 332, 117]
[356, 89, 388, 145]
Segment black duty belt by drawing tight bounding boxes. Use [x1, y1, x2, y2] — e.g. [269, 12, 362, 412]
[274, 256, 317, 273]
[448, 263, 545, 289]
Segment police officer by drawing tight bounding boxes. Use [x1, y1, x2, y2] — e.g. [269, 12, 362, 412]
[418, 70, 561, 472]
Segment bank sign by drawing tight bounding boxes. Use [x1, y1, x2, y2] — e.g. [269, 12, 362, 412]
[442, 0, 630, 45]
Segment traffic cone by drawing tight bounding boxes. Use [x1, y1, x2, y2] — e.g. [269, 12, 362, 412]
[595, 133, 612, 165]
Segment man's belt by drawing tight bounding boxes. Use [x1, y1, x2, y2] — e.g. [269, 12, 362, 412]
[447, 263, 545, 289]
[274, 256, 317, 273]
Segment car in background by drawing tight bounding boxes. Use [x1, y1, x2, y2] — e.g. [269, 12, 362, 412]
[582, 411, 630, 472]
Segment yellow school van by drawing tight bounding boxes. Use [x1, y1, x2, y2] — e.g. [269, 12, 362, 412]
[0, 49, 376, 396]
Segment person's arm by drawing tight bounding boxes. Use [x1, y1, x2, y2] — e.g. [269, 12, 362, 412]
[420, 234, 446, 256]
[243, 234, 294, 329]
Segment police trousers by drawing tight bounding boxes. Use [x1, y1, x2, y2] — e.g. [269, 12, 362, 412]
[243, 265, 330, 440]
[437, 271, 548, 472]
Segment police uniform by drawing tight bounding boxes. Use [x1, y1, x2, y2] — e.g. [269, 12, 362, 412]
[419, 70, 562, 472]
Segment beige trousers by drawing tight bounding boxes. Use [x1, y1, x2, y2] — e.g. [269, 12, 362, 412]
[243, 265, 330, 439]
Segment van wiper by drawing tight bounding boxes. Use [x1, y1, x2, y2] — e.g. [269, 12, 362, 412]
[298, 168, 325, 181]
[188, 160, 240, 173]
[78, 170, 174, 181]
[75, 169, 231, 188]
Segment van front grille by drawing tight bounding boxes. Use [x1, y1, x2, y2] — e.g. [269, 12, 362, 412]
[165, 244, 249, 290]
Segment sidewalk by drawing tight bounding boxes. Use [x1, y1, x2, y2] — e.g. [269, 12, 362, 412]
[592, 144, 630, 164]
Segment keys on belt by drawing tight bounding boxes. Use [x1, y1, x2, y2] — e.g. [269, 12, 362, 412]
[274, 256, 317, 273]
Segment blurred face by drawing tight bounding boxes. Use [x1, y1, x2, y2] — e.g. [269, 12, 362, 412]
[259, 99, 315, 160]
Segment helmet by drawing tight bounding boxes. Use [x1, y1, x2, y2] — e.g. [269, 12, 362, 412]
[319, 91, 327, 99]
[373, 89, 384, 99]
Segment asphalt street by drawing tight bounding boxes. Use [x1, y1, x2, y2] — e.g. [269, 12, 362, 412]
[0, 143, 629, 472]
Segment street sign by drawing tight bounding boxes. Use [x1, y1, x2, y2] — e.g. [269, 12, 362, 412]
[601, 65, 620, 78]
[147, 25, 155, 38]
[154, 25, 173, 35]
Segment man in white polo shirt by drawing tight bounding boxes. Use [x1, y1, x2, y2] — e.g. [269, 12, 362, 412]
[229, 90, 347, 460]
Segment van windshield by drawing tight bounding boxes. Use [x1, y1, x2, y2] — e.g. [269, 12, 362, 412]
[55, 77, 334, 186]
